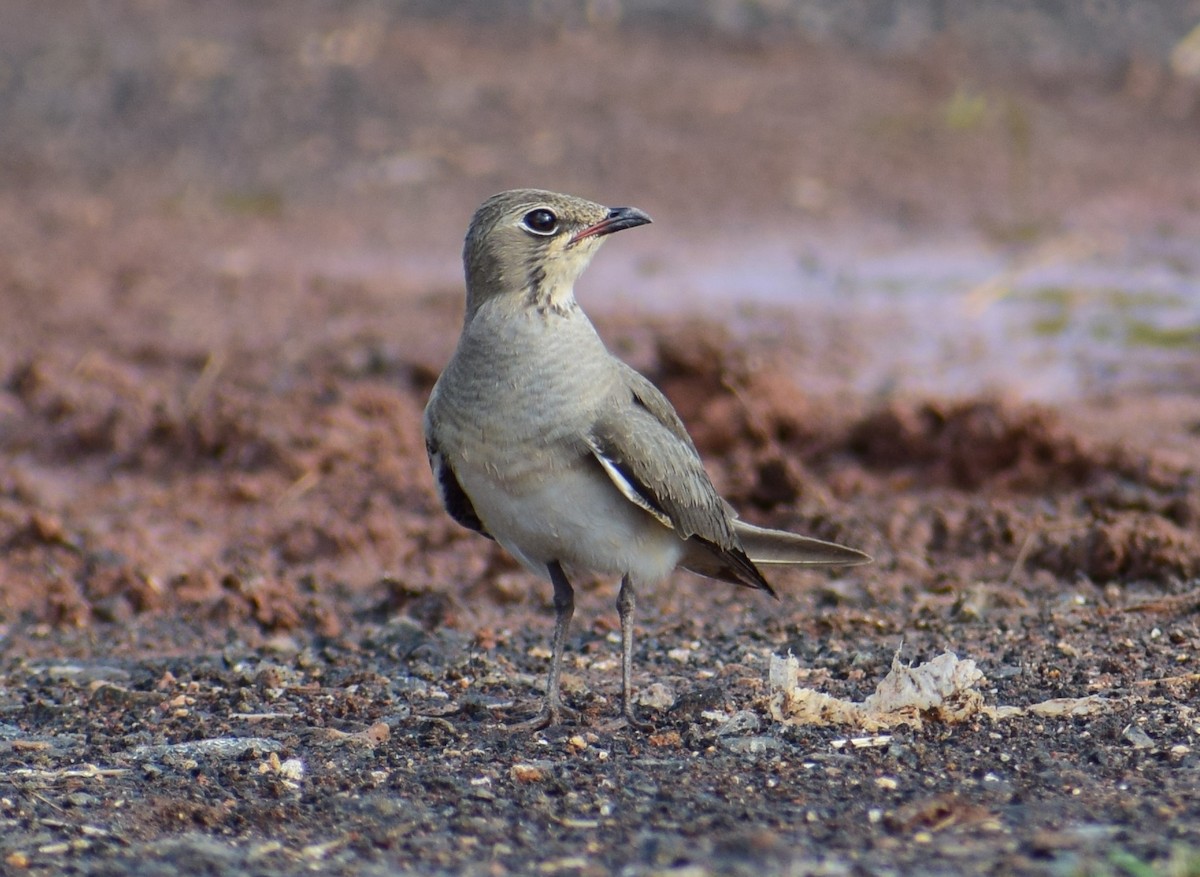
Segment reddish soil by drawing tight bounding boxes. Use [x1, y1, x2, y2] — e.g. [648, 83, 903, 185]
[1, 7, 1198, 876]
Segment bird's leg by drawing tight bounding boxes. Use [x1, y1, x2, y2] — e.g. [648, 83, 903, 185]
[511, 561, 578, 731]
[617, 574, 652, 730]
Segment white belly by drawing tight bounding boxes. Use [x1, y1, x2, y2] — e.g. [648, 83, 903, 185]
[456, 461, 685, 584]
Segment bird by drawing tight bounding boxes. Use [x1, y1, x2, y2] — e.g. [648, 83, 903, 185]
[423, 189, 870, 730]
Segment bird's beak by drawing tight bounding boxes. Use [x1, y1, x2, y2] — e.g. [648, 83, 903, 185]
[570, 206, 652, 245]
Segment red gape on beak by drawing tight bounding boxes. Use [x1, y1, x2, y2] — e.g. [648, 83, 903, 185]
[570, 206, 652, 245]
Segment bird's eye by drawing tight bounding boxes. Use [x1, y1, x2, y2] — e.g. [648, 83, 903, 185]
[520, 208, 558, 236]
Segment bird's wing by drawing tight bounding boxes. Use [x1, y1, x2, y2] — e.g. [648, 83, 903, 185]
[611, 361, 699, 450]
[588, 365, 770, 591]
[425, 435, 493, 540]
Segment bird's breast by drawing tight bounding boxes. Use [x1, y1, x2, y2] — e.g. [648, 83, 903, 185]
[426, 305, 686, 581]
[431, 308, 619, 464]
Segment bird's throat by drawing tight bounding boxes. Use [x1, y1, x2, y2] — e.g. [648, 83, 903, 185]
[525, 279, 579, 317]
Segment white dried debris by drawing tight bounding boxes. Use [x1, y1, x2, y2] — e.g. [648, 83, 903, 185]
[769, 649, 1119, 730]
[1022, 696, 1111, 718]
[863, 651, 985, 724]
[770, 649, 984, 731]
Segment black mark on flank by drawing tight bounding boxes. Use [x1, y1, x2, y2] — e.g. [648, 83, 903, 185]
[428, 439, 492, 539]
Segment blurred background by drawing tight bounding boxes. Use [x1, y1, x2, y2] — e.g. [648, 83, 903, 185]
[4, 8, 1200, 871]
[3, 0, 1199, 400]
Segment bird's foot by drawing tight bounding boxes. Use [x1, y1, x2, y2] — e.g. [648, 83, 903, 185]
[596, 703, 654, 733]
[506, 699, 579, 733]
[622, 703, 654, 732]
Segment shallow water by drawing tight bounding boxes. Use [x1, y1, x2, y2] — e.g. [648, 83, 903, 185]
[586, 226, 1200, 402]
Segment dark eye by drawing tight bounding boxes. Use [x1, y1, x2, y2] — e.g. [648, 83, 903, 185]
[521, 208, 558, 236]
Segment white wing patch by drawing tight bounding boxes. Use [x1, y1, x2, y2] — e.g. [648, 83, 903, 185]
[586, 438, 675, 530]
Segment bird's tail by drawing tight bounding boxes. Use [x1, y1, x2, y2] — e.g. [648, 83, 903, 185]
[733, 520, 871, 567]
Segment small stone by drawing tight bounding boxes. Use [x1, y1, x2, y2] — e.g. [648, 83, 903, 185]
[277, 758, 305, 782]
[5, 851, 29, 868]
[510, 763, 548, 783]
[716, 710, 761, 736]
[636, 682, 676, 711]
[723, 735, 782, 756]
[1122, 724, 1154, 749]
[648, 730, 682, 748]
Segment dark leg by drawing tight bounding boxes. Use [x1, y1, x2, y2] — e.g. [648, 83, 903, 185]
[617, 575, 651, 730]
[511, 561, 577, 731]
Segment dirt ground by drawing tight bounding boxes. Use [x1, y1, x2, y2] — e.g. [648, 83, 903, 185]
[2, 6, 1200, 876]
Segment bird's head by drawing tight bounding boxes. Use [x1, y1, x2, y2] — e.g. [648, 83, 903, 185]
[462, 189, 651, 318]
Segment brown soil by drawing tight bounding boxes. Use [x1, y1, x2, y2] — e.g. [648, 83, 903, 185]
[2, 7, 1199, 876]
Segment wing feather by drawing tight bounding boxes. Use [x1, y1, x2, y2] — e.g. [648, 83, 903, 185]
[425, 437, 492, 540]
[589, 366, 771, 592]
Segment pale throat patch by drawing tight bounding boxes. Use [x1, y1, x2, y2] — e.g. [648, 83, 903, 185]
[530, 240, 601, 314]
